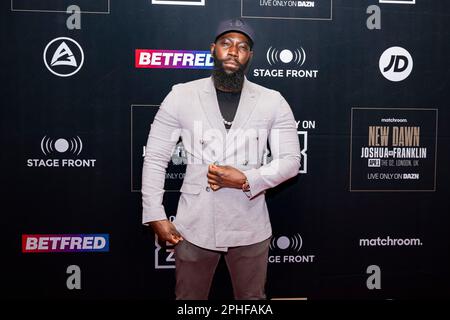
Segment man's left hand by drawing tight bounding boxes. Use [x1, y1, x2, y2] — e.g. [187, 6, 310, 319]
[207, 164, 246, 191]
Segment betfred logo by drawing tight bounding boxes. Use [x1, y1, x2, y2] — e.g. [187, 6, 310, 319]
[22, 234, 109, 253]
[135, 49, 213, 69]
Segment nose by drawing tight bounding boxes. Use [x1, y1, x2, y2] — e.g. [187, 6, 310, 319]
[228, 44, 238, 57]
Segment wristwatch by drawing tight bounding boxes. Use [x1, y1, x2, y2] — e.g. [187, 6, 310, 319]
[242, 179, 250, 192]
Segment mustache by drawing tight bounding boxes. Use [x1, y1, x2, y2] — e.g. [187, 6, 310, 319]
[212, 52, 239, 64]
[221, 57, 241, 66]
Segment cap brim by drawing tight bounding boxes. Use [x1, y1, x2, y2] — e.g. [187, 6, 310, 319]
[214, 30, 254, 46]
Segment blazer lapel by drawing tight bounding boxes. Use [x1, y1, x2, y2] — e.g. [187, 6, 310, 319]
[198, 76, 260, 162]
[225, 77, 259, 150]
[198, 77, 227, 138]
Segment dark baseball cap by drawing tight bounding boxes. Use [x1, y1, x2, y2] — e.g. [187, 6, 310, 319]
[214, 18, 255, 47]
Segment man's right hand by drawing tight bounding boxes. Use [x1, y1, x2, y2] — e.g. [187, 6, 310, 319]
[147, 219, 183, 245]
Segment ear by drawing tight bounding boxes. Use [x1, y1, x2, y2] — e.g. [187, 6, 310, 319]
[210, 43, 216, 55]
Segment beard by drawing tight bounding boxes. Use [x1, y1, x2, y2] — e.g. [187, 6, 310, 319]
[211, 50, 249, 92]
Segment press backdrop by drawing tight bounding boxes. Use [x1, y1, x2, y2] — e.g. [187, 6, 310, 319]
[1, 0, 449, 300]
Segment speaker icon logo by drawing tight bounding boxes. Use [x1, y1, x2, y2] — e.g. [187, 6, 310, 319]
[270, 233, 303, 252]
[266, 47, 306, 66]
[40, 136, 83, 156]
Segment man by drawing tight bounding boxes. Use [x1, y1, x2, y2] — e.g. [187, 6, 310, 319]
[142, 18, 300, 300]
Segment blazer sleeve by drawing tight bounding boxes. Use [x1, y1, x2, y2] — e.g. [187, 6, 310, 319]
[141, 88, 182, 225]
[243, 92, 301, 199]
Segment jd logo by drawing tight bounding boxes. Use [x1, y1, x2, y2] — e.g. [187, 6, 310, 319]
[379, 46, 413, 82]
[384, 55, 408, 73]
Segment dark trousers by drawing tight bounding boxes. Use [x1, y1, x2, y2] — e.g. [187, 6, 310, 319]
[174, 238, 270, 300]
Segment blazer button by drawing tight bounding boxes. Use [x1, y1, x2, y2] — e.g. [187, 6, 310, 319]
[205, 186, 211, 192]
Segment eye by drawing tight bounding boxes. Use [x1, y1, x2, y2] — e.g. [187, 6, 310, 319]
[219, 39, 231, 48]
[238, 44, 250, 52]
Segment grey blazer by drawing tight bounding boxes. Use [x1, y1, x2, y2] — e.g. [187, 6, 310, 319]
[142, 76, 300, 251]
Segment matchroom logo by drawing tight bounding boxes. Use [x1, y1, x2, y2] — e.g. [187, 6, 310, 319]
[26, 135, 96, 168]
[22, 234, 109, 253]
[43, 37, 84, 77]
[135, 49, 213, 69]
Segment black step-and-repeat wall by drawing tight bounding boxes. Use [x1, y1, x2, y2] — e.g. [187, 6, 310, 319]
[2, 0, 449, 300]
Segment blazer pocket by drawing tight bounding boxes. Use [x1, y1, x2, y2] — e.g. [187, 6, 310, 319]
[180, 183, 202, 195]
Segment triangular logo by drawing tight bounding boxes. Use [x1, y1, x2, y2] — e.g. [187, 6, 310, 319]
[50, 42, 77, 67]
